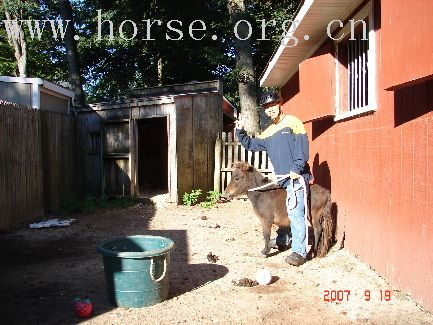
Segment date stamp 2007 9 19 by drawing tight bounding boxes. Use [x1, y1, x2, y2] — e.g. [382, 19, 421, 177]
[323, 289, 392, 302]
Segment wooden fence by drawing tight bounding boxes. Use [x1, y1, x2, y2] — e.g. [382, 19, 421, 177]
[0, 101, 79, 231]
[214, 132, 275, 192]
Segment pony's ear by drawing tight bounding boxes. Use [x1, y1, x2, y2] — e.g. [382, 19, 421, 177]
[232, 161, 248, 170]
[232, 161, 252, 171]
[241, 162, 253, 172]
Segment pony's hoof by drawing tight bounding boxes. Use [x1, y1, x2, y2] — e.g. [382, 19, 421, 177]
[261, 248, 270, 257]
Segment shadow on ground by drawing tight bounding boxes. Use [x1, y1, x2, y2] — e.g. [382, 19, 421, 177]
[0, 200, 227, 324]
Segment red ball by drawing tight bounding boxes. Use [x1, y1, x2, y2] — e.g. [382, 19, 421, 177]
[73, 298, 93, 318]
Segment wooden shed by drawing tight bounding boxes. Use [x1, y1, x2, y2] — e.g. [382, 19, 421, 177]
[0, 76, 74, 114]
[78, 80, 225, 203]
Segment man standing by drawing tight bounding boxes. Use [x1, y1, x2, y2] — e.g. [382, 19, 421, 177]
[235, 91, 312, 266]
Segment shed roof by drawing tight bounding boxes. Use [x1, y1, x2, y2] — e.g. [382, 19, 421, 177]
[0, 76, 75, 98]
[87, 80, 230, 114]
[127, 80, 222, 98]
[260, 0, 364, 87]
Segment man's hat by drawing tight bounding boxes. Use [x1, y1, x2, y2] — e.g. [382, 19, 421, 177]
[260, 91, 283, 107]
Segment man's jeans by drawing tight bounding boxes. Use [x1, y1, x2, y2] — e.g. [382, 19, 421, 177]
[281, 179, 307, 258]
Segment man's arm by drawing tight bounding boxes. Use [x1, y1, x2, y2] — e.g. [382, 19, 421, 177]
[235, 121, 267, 152]
[236, 128, 267, 152]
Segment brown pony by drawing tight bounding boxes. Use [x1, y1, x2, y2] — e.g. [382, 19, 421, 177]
[223, 162, 333, 258]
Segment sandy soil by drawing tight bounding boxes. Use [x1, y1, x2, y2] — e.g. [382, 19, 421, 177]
[1, 196, 432, 325]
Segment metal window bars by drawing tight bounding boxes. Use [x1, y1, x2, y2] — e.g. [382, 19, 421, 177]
[348, 31, 369, 111]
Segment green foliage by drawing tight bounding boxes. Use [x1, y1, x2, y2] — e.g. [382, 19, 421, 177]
[0, 0, 69, 78]
[60, 194, 142, 214]
[200, 190, 222, 209]
[1, 0, 301, 105]
[182, 189, 202, 206]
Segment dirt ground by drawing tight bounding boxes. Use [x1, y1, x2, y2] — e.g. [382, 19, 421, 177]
[1, 195, 432, 325]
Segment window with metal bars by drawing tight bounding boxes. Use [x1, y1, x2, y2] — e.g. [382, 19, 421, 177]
[334, 1, 376, 120]
[347, 30, 369, 111]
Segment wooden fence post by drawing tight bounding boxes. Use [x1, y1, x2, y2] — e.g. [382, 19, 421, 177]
[213, 133, 222, 192]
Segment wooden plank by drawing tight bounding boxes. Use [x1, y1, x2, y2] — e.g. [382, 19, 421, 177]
[6, 106, 13, 229]
[175, 96, 194, 202]
[128, 80, 222, 98]
[7, 106, 14, 228]
[23, 107, 29, 221]
[79, 111, 103, 196]
[191, 95, 208, 196]
[207, 93, 222, 193]
[17, 107, 24, 222]
[41, 111, 49, 210]
[220, 171, 226, 191]
[227, 132, 233, 180]
[221, 132, 227, 188]
[260, 151, 266, 170]
[104, 158, 130, 195]
[129, 119, 136, 196]
[240, 143, 246, 162]
[3, 109, 9, 225]
[247, 149, 253, 165]
[0, 105, 5, 230]
[168, 110, 177, 202]
[34, 109, 44, 218]
[214, 135, 222, 192]
[104, 121, 130, 154]
[222, 132, 227, 167]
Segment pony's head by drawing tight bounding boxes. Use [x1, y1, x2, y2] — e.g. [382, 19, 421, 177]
[222, 161, 268, 199]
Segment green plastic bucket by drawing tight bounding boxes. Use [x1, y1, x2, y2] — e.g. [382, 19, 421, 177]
[97, 235, 175, 308]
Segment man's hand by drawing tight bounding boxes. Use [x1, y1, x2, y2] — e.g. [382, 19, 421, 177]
[235, 119, 244, 130]
[289, 171, 300, 179]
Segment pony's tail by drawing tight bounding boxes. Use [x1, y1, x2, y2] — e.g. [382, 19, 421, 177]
[316, 194, 334, 257]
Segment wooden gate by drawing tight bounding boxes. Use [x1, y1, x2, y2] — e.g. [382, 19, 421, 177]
[214, 132, 275, 192]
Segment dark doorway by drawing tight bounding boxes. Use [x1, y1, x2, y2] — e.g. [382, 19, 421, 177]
[137, 117, 168, 193]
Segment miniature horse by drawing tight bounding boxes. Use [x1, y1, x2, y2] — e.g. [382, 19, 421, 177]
[223, 162, 333, 258]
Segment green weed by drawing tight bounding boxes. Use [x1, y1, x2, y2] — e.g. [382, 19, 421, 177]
[182, 189, 202, 206]
[201, 190, 222, 209]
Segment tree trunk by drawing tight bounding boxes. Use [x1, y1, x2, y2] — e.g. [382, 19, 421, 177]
[228, 0, 260, 135]
[4, 10, 27, 77]
[157, 57, 163, 86]
[59, 0, 86, 108]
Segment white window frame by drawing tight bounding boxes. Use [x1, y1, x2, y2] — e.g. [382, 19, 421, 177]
[334, 1, 377, 121]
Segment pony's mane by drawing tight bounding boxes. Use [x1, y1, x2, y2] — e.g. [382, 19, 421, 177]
[233, 161, 272, 188]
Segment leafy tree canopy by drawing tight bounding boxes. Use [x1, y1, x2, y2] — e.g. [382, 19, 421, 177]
[0, 0, 300, 105]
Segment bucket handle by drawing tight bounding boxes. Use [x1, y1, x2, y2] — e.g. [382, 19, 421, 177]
[150, 257, 167, 282]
